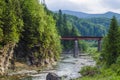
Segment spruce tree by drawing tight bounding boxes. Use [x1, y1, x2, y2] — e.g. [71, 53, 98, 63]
[0, 0, 4, 44]
[15, 0, 61, 63]
[2, 0, 23, 44]
[102, 16, 120, 66]
[55, 10, 81, 50]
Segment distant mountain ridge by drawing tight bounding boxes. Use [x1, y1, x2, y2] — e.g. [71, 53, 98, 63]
[62, 10, 120, 19]
[53, 10, 120, 36]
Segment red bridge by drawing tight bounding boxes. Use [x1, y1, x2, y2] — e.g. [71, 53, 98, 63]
[61, 36, 103, 57]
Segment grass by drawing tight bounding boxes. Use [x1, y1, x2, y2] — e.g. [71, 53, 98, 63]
[75, 47, 120, 80]
[76, 76, 120, 80]
[75, 65, 120, 80]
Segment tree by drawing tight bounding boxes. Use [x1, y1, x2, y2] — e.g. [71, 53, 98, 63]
[0, 0, 23, 75]
[14, 0, 61, 64]
[2, 0, 23, 44]
[0, 0, 4, 44]
[101, 16, 120, 66]
[55, 10, 82, 50]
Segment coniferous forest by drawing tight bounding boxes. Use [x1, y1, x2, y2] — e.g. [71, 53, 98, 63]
[78, 16, 120, 80]
[0, 0, 81, 75]
[0, 0, 62, 75]
[0, 0, 120, 80]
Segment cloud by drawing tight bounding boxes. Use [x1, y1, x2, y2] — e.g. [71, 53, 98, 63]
[102, 0, 120, 9]
[45, 0, 120, 14]
[45, 0, 77, 11]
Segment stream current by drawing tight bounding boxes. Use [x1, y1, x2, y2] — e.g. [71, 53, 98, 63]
[24, 54, 95, 80]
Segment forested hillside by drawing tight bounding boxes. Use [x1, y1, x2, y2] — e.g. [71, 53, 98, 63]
[0, 0, 118, 77]
[53, 10, 89, 51]
[62, 10, 120, 19]
[60, 10, 120, 36]
[53, 10, 80, 50]
[52, 10, 111, 51]
[0, 0, 61, 75]
[66, 15, 109, 36]
[78, 16, 120, 80]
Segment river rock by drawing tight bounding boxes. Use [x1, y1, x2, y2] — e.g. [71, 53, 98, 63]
[46, 72, 60, 80]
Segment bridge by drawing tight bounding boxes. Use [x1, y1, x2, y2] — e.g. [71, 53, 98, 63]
[61, 36, 103, 57]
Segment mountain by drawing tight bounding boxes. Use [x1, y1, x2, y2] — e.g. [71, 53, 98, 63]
[62, 10, 120, 19]
[65, 15, 109, 36]
[54, 10, 120, 37]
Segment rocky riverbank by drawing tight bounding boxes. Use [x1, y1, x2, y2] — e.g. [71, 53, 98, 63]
[0, 53, 95, 80]
[23, 54, 95, 80]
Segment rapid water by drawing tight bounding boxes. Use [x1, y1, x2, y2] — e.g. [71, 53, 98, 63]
[24, 54, 95, 80]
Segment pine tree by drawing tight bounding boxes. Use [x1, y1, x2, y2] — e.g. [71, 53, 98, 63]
[2, 0, 23, 44]
[0, 0, 4, 44]
[55, 10, 81, 50]
[15, 0, 61, 63]
[102, 16, 120, 66]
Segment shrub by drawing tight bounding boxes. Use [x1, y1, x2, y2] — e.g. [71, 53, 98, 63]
[116, 56, 120, 65]
[79, 66, 99, 77]
[110, 64, 120, 75]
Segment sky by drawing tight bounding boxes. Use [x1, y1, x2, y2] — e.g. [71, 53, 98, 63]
[44, 0, 120, 14]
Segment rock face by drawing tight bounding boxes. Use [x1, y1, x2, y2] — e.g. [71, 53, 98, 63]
[46, 72, 60, 80]
[0, 43, 15, 75]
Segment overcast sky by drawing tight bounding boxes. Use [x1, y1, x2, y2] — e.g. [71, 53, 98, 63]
[44, 0, 120, 14]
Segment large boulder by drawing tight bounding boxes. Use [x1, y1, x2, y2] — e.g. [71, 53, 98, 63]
[46, 72, 60, 80]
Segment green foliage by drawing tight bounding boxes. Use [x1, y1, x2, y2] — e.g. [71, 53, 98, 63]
[0, 0, 61, 66]
[0, 28, 3, 42]
[80, 66, 99, 77]
[79, 41, 89, 52]
[0, 0, 4, 43]
[76, 66, 120, 80]
[101, 16, 120, 66]
[116, 56, 120, 65]
[14, 0, 61, 62]
[54, 10, 81, 50]
[77, 16, 120, 80]
[66, 15, 108, 36]
[2, 0, 23, 44]
[110, 64, 120, 75]
[21, 0, 44, 48]
[0, 1, 4, 46]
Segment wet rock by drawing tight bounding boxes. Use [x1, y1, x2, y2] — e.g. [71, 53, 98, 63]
[46, 72, 60, 80]
[81, 63, 85, 65]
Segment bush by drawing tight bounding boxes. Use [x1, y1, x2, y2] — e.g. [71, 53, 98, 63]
[116, 56, 120, 65]
[110, 64, 120, 75]
[79, 66, 99, 77]
[100, 68, 115, 77]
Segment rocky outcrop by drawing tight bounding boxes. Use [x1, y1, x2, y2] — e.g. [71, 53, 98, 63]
[46, 72, 60, 80]
[0, 43, 15, 75]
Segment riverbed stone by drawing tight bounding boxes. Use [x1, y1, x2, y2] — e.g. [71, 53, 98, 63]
[46, 72, 60, 80]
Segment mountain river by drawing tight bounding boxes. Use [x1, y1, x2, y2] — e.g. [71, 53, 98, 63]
[21, 53, 95, 80]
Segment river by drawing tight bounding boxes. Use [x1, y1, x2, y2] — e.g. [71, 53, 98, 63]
[23, 54, 95, 80]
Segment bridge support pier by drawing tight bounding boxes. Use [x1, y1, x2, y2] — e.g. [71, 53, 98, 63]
[74, 40, 79, 58]
[98, 39, 101, 52]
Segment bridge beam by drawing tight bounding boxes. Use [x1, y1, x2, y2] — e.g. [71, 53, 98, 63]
[74, 40, 79, 58]
[98, 39, 101, 51]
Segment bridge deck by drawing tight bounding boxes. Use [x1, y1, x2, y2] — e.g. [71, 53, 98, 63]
[61, 36, 103, 40]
